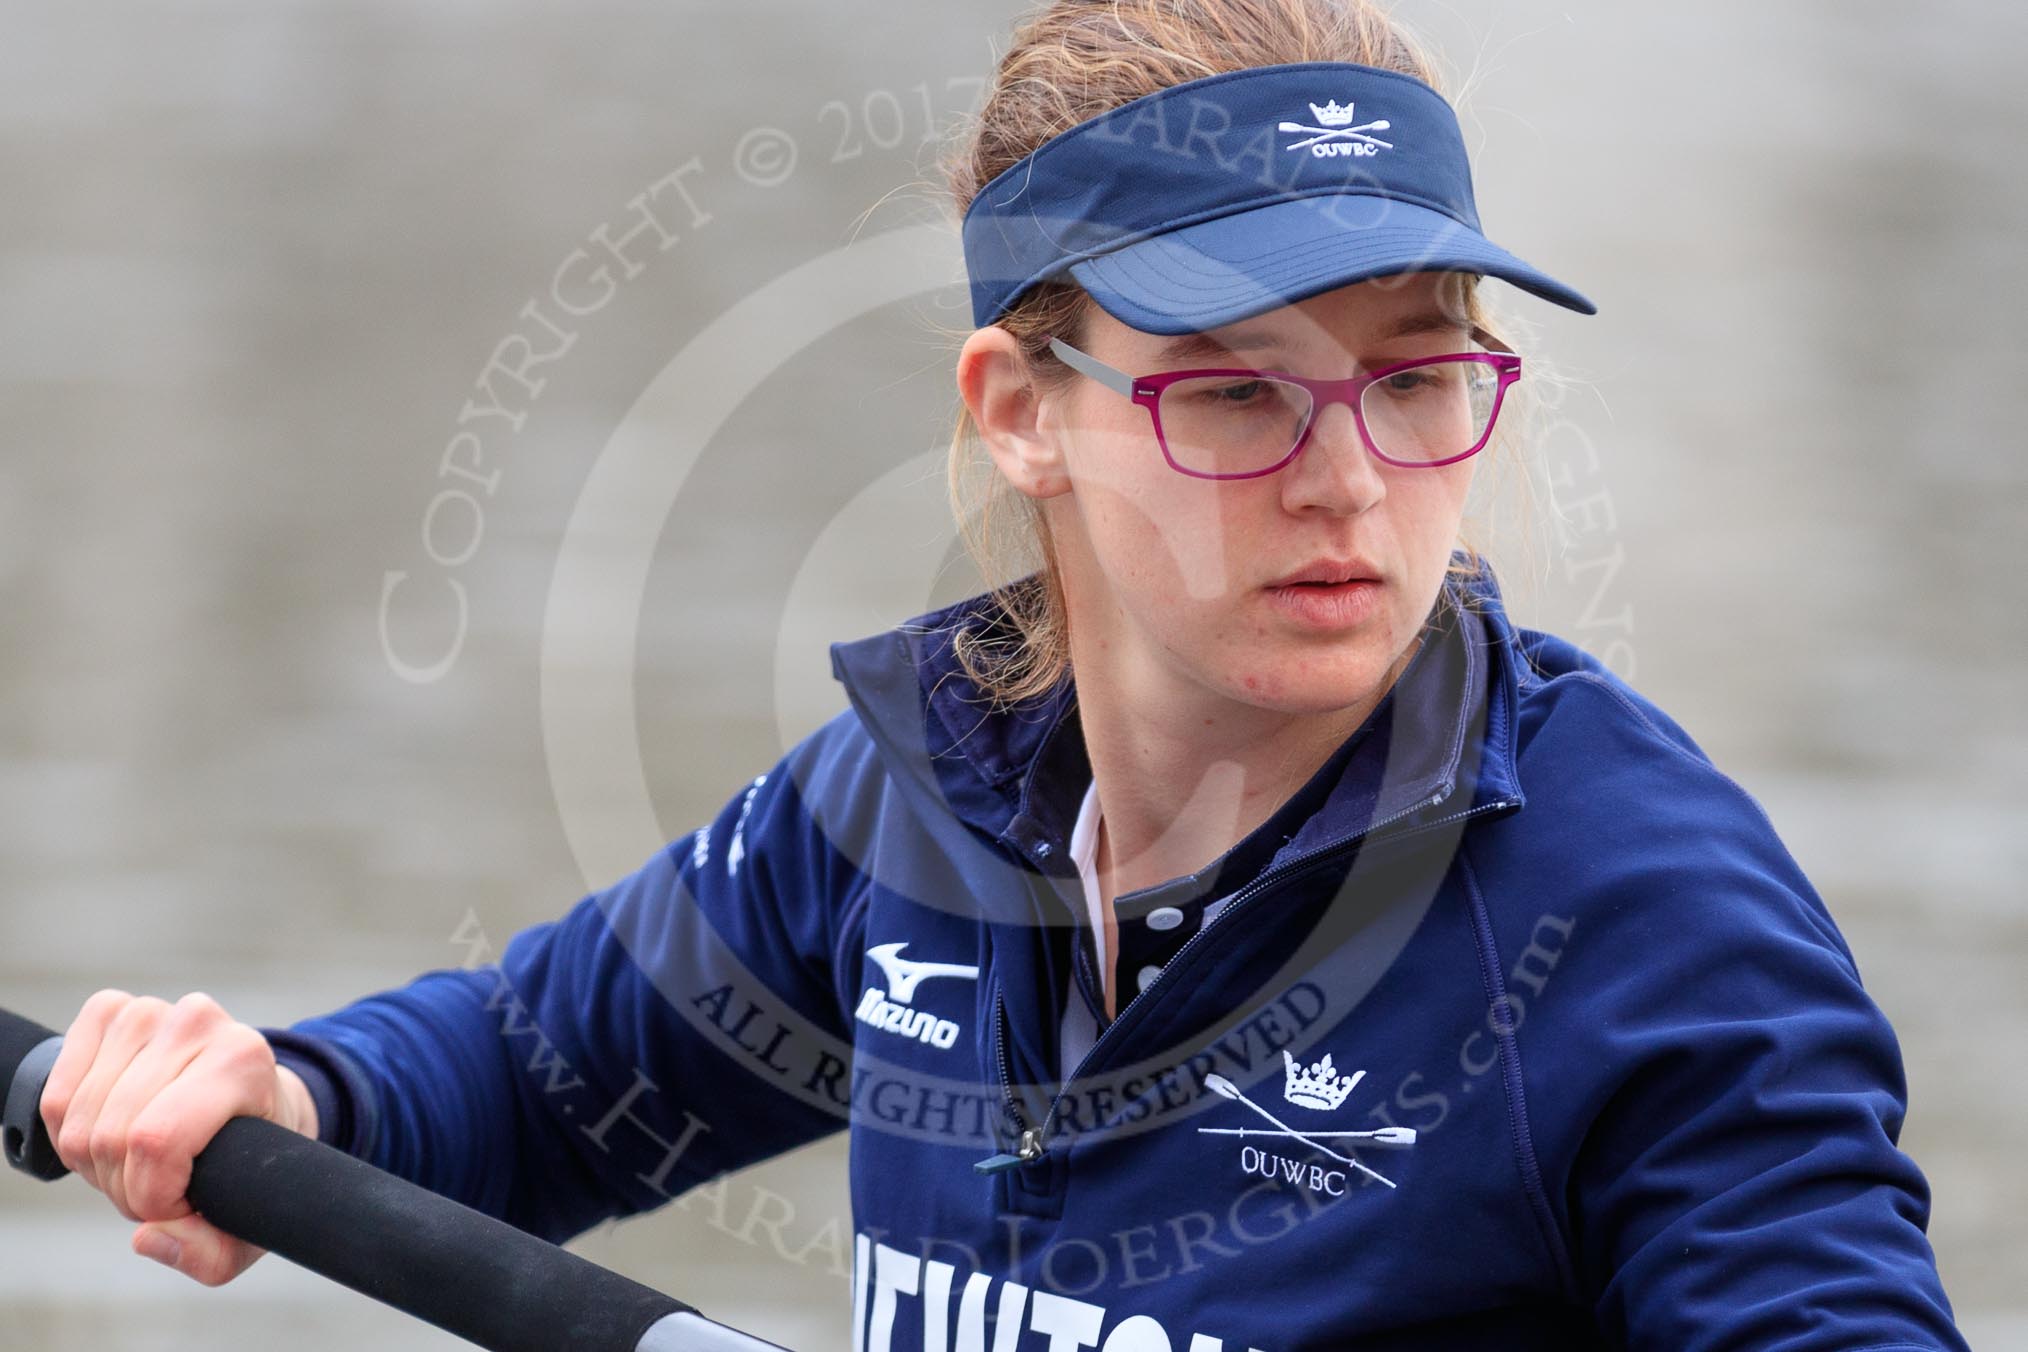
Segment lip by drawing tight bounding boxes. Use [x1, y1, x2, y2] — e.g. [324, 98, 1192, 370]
[1263, 577, 1385, 629]
[1264, 557, 1383, 588]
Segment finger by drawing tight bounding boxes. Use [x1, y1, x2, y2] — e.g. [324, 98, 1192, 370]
[122, 1025, 275, 1224]
[134, 1214, 266, 1288]
[98, 1001, 220, 1221]
[39, 989, 134, 1143]
[70, 996, 175, 1195]
[56, 995, 171, 1190]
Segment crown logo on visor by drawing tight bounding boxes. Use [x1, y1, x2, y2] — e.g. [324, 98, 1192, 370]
[1282, 1049, 1364, 1111]
[1282, 98, 1394, 158]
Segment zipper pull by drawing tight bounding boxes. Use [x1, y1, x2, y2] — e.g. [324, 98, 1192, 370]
[973, 1127, 1046, 1175]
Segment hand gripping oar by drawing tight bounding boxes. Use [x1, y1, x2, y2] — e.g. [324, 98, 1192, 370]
[1201, 1073, 1406, 1189]
[0, 1005, 789, 1351]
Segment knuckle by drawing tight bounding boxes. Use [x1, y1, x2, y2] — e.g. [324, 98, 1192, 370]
[128, 1112, 212, 1211]
[126, 1120, 177, 1168]
[55, 1121, 92, 1175]
[87, 1123, 125, 1169]
[169, 991, 225, 1031]
[221, 1025, 276, 1075]
[127, 1173, 182, 1223]
[80, 988, 134, 1021]
[110, 995, 169, 1036]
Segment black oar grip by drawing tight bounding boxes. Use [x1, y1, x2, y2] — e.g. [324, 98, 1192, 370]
[187, 1115, 693, 1349]
[2, 1005, 698, 1350]
[0, 1009, 66, 1179]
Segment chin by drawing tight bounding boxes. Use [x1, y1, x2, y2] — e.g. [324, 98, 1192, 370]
[1224, 651, 1393, 715]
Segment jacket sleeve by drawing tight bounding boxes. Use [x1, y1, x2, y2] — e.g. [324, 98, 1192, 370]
[261, 720, 862, 1245]
[1498, 678, 1968, 1352]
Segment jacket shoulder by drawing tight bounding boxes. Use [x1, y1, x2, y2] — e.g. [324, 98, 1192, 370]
[776, 703, 896, 856]
[1465, 633, 1959, 1349]
[1508, 623, 1713, 773]
[1489, 623, 1857, 974]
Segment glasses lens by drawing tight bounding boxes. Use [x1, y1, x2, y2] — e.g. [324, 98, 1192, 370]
[1358, 358, 1503, 464]
[1154, 376, 1314, 476]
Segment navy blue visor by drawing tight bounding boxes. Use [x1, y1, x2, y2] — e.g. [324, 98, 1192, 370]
[961, 60, 1596, 335]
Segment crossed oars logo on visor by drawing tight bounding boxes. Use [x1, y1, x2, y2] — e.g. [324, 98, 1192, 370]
[1279, 98, 1395, 154]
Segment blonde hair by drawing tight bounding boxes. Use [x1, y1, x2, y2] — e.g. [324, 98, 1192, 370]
[939, 0, 1535, 707]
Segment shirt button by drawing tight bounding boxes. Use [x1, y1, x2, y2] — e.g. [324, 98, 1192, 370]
[1136, 964, 1162, 993]
[1034, 841, 1053, 858]
[1146, 906, 1185, 932]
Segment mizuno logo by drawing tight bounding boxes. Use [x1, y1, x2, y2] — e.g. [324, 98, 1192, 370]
[855, 943, 979, 1051]
[865, 942, 979, 1004]
[1279, 96, 1394, 158]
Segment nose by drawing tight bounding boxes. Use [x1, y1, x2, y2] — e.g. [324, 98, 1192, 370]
[1280, 396, 1386, 516]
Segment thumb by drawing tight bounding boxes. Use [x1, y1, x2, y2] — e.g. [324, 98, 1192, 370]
[133, 1214, 267, 1287]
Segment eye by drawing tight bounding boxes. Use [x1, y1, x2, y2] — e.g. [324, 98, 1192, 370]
[1202, 379, 1267, 404]
[1373, 364, 1466, 399]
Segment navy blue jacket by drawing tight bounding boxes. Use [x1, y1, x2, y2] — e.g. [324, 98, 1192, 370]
[267, 556, 1967, 1351]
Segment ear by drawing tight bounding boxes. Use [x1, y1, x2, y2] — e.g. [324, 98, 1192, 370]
[957, 327, 1072, 499]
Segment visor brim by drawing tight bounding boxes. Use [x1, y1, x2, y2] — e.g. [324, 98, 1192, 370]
[1066, 194, 1596, 335]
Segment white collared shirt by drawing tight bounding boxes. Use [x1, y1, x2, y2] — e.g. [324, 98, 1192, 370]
[1060, 775, 1106, 1071]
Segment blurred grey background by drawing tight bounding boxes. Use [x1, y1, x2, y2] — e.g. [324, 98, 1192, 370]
[2, 2, 2022, 1348]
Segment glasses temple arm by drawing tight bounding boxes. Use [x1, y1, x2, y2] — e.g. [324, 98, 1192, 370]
[1045, 335, 1137, 397]
[1470, 325, 1517, 356]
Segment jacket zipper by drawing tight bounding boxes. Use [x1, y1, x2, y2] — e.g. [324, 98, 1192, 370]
[973, 782, 1519, 1173]
[975, 980, 1044, 1172]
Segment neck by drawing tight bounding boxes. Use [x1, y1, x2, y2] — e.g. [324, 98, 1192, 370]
[1077, 635, 1421, 903]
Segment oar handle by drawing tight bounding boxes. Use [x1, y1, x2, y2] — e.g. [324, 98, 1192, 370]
[1, 1005, 789, 1351]
[1, 1012, 66, 1179]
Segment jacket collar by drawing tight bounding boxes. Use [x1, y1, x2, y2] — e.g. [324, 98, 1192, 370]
[828, 550, 1527, 873]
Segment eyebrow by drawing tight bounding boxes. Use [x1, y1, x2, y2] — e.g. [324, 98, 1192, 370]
[1153, 310, 1470, 364]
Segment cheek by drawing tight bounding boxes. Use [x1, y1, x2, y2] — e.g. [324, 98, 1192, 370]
[1073, 432, 1245, 600]
[1393, 463, 1474, 548]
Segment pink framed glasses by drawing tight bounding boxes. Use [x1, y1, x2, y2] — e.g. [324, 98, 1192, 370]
[1044, 330, 1522, 480]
